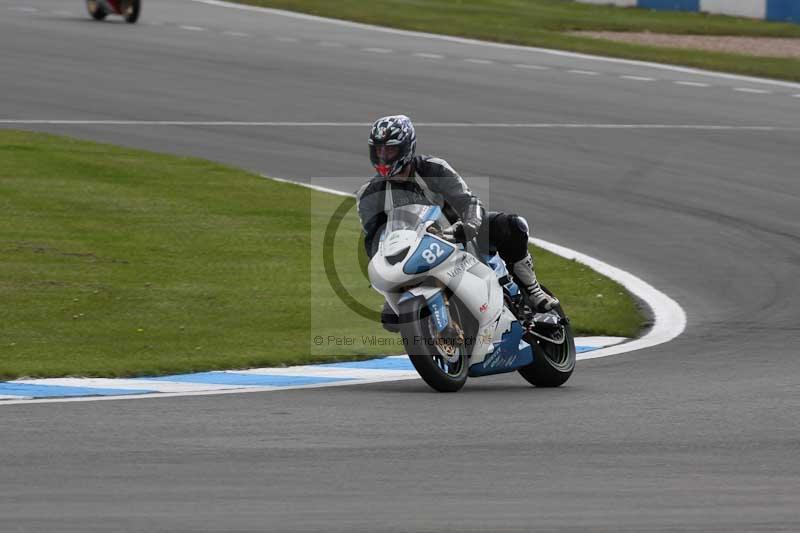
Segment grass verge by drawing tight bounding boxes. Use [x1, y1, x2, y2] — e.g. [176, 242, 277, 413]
[0, 130, 645, 379]
[238, 0, 800, 81]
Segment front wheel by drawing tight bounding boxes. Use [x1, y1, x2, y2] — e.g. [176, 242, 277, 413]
[86, 0, 107, 20]
[518, 287, 575, 387]
[399, 297, 469, 392]
[122, 0, 140, 23]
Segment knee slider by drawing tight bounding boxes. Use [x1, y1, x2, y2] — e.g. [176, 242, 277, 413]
[511, 215, 529, 236]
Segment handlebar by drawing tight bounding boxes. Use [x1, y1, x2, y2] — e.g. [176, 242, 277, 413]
[435, 222, 466, 244]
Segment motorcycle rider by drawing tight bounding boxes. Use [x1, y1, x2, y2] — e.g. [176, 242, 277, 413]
[357, 115, 559, 331]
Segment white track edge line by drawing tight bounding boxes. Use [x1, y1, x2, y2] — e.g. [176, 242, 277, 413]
[529, 238, 686, 359]
[0, 374, 421, 406]
[0, 335, 652, 406]
[2, 339, 617, 405]
[187, 0, 800, 90]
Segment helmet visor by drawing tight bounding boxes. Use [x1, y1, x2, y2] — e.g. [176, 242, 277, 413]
[374, 144, 400, 165]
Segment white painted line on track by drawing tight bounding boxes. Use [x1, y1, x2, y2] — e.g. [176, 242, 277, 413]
[529, 237, 686, 360]
[362, 47, 393, 54]
[51, 10, 74, 15]
[235, 366, 417, 380]
[13, 378, 246, 393]
[223, 31, 249, 37]
[674, 81, 710, 87]
[180, 25, 206, 31]
[10, 6, 38, 12]
[621, 75, 655, 81]
[188, 0, 800, 91]
[464, 58, 494, 64]
[2, 338, 629, 405]
[317, 41, 343, 47]
[414, 53, 444, 59]
[576, 336, 628, 348]
[273, 36, 298, 42]
[2, 120, 795, 131]
[513, 63, 549, 70]
[0, 375, 421, 406]
[734, 87, 772, 94]
[268, 175, 353, 197]
[568, 69, 599, 75]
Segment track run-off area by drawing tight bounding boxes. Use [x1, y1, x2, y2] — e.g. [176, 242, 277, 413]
[1, 0, 799, 530]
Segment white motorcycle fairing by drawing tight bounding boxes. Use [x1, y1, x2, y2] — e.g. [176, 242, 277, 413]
[368, 211, 534, 372]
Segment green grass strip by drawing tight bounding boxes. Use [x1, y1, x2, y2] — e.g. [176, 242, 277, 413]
[238, 0, 800, 81]
[0, 130, 645, 379]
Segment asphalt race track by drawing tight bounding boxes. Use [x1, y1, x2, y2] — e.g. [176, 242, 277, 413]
[2, 1, 800, 531]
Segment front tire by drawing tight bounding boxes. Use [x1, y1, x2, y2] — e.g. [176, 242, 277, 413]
[399, 297, 469, 393]
[86, 0, 107, 20]
[122, 0, 140, 23]
[518, 287, 576, 387]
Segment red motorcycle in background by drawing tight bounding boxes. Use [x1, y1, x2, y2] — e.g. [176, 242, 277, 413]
[86, 0, 140, 23]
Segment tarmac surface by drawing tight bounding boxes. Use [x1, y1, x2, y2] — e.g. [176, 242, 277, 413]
[1, 0, 799, 531]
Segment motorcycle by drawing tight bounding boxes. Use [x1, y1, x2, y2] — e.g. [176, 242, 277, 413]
[86, 0, 140, 23]
[368, 203, 575, 392]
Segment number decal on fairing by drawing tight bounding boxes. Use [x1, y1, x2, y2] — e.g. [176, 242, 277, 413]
[403, 235, 455, 275]
[422, 242, 445, 264]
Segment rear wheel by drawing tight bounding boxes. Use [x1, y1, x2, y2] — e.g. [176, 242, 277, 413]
[86, 0, 107, 20]
[518, 287, 575, 387]
[399, 297, 469, 392]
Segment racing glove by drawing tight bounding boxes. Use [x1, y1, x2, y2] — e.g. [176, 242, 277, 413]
[461, 198, 484, 242]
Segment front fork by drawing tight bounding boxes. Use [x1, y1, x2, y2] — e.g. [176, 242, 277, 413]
[426, 291, 465, 362]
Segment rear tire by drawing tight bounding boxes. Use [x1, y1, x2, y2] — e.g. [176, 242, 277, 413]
[87, 0, 107, 20]
[399, 297, 469, 393]
[518, 287, 575, 387]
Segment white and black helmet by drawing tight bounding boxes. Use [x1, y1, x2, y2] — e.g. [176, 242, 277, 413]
[368, 115, 416, 178]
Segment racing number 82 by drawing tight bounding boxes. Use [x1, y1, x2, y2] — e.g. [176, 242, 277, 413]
[422, 242, 444, 264]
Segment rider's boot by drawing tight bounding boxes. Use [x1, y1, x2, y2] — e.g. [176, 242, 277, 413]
[511, 253, 559, 313]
